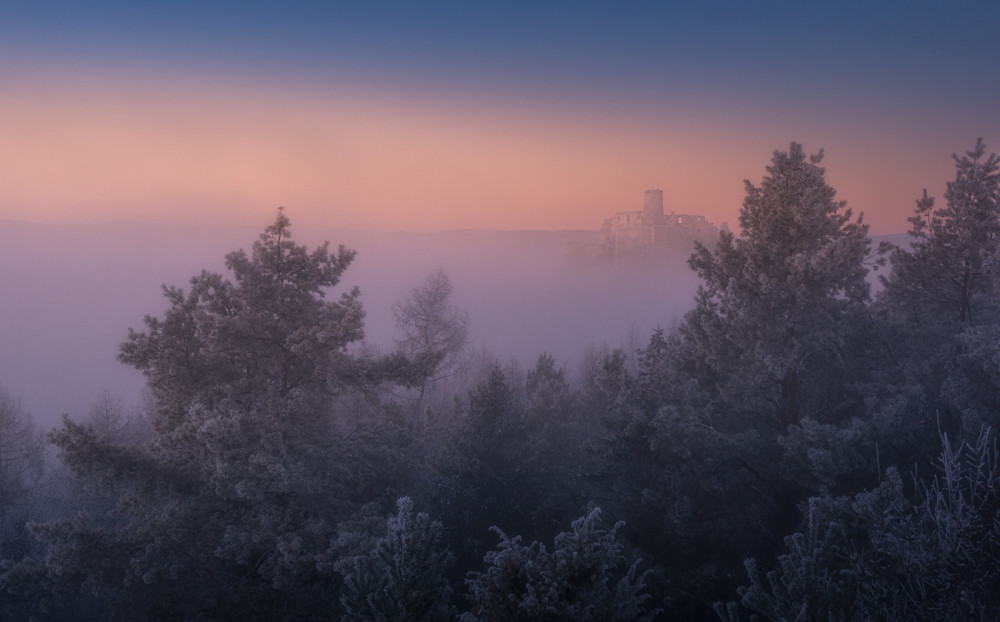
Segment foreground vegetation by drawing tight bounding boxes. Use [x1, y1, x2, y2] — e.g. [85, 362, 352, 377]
[1, 140, 999, 620]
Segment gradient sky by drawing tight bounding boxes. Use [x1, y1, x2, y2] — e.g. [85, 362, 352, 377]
[2, 1, 998, 234]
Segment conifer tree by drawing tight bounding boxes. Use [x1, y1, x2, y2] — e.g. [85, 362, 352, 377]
[463, 508, 656, 622]
[523, 353, 586, 537]
[9, 210, 429, 620]
[428, 366, 534, 568]
[339, 497, 455, 622]
[875, 139, 1000, 444]
[882, 138, 1000, 331]
[0, 387, 45, 560]
[632, 144, 878, 612]
[725, 430, 1000, 621]
[683, 142, 872, 433]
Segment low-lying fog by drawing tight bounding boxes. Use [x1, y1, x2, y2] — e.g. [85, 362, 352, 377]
[0, 220, 704, 429]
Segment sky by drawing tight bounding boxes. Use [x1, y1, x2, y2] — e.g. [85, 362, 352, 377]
[1, 1, 999, 234]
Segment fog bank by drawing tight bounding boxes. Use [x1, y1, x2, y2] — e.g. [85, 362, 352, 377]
[1, 219, 706, 428]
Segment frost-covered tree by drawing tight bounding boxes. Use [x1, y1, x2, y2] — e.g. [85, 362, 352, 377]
[338, 497, 454, 622]
[590, 329, 771, 619]
[684, 143, 872, 433]
[598, 145, 878, 616]
[723, 429, 1000, 622]
[523, 353, 588, 537]
[427, 365, 551, 571]
[119, 207, 418, 415]
[7, 210, 429, 620]
[942, 324, 1000, 432]
[717, 495, 863, 622]
[393, 268, 470, 405]
[84, 390, 151, 448]
[0, 387, 45, 554]
[0, 388, 53, 619]
[852, 431, 1000, 620]
[678, 145, 876, 531]
[875, 139, 1000, 445]
[882, 138, 1000, 331]
[462, 508, 657, 622]
[579, 348, 632, 426]
[525, 353, 573, 429]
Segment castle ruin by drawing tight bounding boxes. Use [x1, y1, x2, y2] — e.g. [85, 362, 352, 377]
[600, 189, 722, 259]
[568, 189, 724, 264]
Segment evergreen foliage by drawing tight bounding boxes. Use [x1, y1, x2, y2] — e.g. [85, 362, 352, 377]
[0, 388, 49, 618]
[523, 353, 587, 536]
[883, 138, 1000, 330]
[590, 145, 880, 616]
[463, 508, 657, 622]
[874, 138, 1000, 460]
[339, 497, 454, 622]
[6, 140, 1000, 620]
[5, 211, 430, 620]
[0, 388, 46, 547]
[725, 429, 1000, 621]
[427, 366, 543, 572]
[684, 143, 872, 433]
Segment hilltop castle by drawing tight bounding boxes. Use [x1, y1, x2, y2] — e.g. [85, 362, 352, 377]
[568, 189, 724, 263]
[600, 189, 722, 258]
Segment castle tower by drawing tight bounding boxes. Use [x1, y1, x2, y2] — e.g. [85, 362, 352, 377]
[643, 189, 664, 221]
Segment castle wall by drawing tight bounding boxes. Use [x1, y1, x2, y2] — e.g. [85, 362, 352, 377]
[597, 190, 720, 261]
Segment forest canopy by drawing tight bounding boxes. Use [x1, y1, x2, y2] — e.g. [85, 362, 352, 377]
[1, 141, 999, 621]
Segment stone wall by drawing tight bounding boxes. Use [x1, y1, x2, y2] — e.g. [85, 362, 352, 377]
[598, 191, 721, 261]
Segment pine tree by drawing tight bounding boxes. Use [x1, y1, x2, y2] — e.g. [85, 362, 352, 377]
[630, 145, 879, 612]
[10, 210, 429, 620]
[683, 142, 872, 433]
[0, 387, 45, 560]
[463, 508, 657, 622]
[884, 138, 1000, 330]
[428, 366, 536, 570]
[875, 139, 1000, 445]
[724, 430, 1000, 621]
[339, 497, 455, 622]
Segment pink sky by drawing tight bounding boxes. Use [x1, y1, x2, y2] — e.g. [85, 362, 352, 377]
[0, 68, 988, 236]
